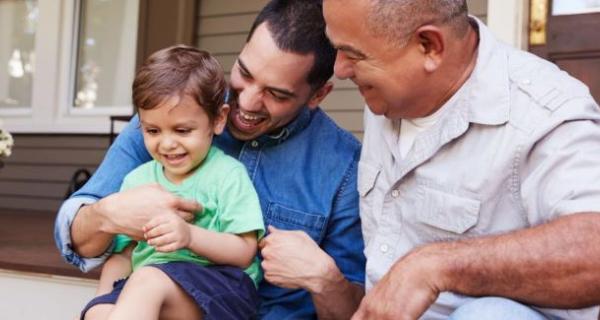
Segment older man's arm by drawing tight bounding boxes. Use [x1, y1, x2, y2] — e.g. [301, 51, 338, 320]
[354, 109, 600, 319]
[353, 212, 600, 320]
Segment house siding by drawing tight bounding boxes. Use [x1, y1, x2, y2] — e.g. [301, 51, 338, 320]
[0, 135, 106, 212]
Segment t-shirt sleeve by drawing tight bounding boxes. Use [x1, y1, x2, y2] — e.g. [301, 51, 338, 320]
[217, 165, 265, 239]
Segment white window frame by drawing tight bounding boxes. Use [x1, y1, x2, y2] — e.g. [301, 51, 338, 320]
[1, 0, 135, 134]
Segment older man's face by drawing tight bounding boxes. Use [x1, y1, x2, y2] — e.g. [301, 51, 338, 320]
[324, 0, 429, 120]
[227, 23, 317, 141]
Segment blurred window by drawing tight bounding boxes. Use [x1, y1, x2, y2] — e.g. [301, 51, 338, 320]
[73, 0, 139, 110]
[0, 0, 37, 109]
[553, 0, 600, 15]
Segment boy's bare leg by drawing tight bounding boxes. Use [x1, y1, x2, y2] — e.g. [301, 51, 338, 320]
[83, 305, 114, 320]
[107, 266, 203, 320]
[84, 245, 135, 320]
[96, 245, 134, 295]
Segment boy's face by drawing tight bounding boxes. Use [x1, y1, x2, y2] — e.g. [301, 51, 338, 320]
[139, 94, 228, 184]
[227, 22, 320, 141]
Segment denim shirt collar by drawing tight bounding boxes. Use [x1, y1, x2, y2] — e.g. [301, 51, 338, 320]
[256, 106, 312, 146]
[225, 87, 312, 146]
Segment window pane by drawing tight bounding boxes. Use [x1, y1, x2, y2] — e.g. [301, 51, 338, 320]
[553, 0, 600, 15]
[74, 0, 138, 109]
[0, 0, 37, 109]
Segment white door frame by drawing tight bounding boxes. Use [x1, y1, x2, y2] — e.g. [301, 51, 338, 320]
[487, 0, 530, 49]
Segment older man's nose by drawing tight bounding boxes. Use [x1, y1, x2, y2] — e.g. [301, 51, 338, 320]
[333, 51, 355, 80]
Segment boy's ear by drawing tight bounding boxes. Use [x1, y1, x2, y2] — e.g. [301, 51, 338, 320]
[213, 103, 230, 135]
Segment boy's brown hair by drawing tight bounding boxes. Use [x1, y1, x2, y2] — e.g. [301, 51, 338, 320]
[132, 45, 226, 123]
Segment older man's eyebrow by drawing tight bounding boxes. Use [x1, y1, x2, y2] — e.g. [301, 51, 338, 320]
[336, 45, 367, 59]
[325, 29, 367, 59]
[237, 57, 296, 98]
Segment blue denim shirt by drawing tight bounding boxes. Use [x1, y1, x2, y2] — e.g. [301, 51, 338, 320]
[54, 107, 365, 319]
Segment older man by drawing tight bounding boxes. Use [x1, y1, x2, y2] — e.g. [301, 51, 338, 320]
[55, 1, 365, 319]
[324, 0, 600, 319]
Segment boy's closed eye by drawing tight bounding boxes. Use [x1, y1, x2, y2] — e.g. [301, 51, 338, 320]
[175, 128, 193, 135]
[144, 127, 160, 135]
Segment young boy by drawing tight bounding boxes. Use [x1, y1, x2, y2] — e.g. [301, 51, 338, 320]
[80, 45, 265, 320]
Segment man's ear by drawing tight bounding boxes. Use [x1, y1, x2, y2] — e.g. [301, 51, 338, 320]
[213, 103, 230, 135]
[415, 25, 445, 72]
[307, 81, 334, 109]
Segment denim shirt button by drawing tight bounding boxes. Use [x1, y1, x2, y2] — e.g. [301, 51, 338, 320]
[251, 140, 259, 148]
[391, 189, 400, 198]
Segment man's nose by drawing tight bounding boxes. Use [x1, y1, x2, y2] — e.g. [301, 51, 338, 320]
[334, 51, 354, 80]
[237, 86, 264, 112]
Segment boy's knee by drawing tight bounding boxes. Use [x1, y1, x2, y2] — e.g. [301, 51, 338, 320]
[128, 266, 167, 284]
[82, 304, 113, 320]
[126, 266, 177, 293]
[449, 297, 547, 320]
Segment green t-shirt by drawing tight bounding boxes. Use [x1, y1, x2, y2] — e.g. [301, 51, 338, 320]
[113, 146, 265, 286]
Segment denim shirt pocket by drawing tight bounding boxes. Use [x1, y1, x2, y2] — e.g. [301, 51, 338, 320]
[417, 186, 481, 235]
[264, 202, 327, 243]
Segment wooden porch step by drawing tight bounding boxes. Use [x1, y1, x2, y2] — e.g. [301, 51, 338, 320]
[0, 209, 100, 279]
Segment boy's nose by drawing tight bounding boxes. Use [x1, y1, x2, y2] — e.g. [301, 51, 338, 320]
[160, 135, 178, 150]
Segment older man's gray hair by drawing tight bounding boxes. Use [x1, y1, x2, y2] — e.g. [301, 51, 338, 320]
[367, 0, 470, 47]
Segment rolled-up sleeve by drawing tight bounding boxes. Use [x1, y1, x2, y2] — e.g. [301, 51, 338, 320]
[54, 197, 112, 272]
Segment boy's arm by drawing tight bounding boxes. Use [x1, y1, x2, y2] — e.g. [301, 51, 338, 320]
[144, 162, 263, 268]
[186, 229, 257, 268]
[143, 213, 258, 268]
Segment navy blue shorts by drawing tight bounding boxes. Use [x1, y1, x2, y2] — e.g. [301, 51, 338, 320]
[80, 262, 259, 320]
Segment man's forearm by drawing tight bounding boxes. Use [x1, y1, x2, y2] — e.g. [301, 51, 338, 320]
[311, 259, 365, 319]
[436, 212, 600, 308]
[71, 202, 114, 258]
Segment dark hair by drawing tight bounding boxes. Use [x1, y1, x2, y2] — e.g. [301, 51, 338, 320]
[247, 0, 335, 90]
[132, 45, 226, 123]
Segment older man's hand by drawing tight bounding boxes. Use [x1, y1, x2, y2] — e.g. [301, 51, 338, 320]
[351, 245, 447, 320]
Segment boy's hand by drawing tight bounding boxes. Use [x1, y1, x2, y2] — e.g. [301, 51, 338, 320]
[143, 214, 192, 252]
